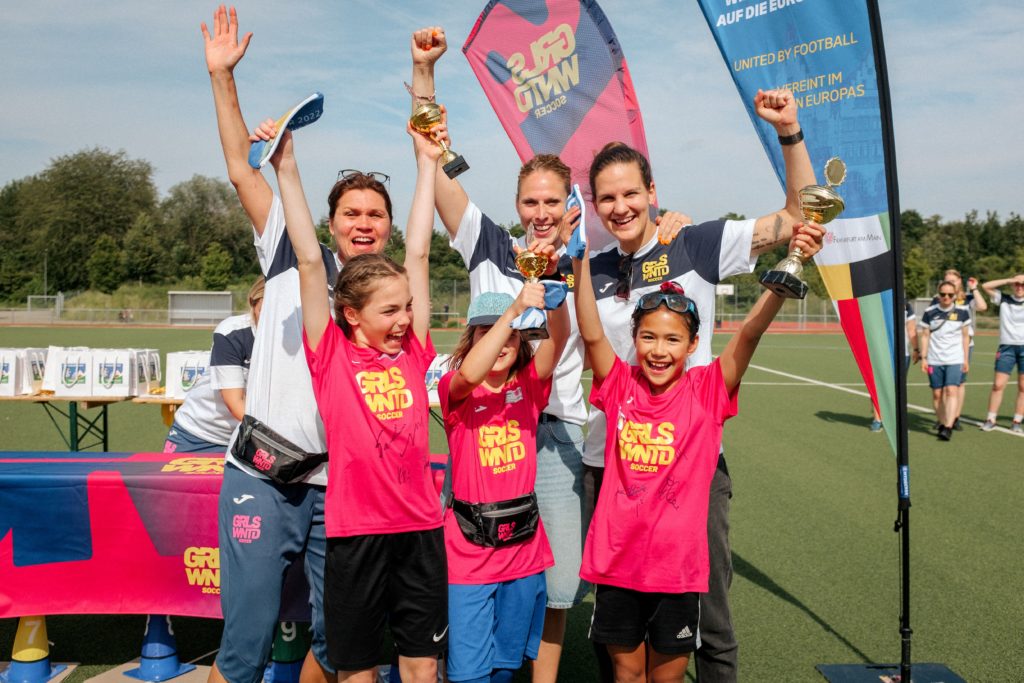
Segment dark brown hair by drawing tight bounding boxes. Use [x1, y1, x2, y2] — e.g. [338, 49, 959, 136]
[447, 325, 534, 383]
[328, 173, 392, 222]
[589, 142, 653, 199]
[334, 254, 406, 336]
[517, 154, 571, 198]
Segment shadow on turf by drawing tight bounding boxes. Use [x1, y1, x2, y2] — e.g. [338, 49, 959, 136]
[732, 552, 873, 664]
[814, 410, 938, 434]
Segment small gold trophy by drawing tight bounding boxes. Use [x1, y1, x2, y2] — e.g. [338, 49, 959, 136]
[514, 225, 550, 341]
[409, 102, 470, 179]
[759, 157, 847, 299]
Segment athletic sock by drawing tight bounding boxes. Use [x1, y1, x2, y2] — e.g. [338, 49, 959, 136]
[1014, 414, 1023, 423]
[987, 412, 998, 422]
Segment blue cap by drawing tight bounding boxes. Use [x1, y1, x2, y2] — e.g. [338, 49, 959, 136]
[466, 292, 515, 326]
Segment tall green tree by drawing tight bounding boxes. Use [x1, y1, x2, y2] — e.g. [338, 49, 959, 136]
[87, 234, 127, 294]
[160, 175, 254, 278]
[17, 148, 157, 292]
[201, 242, 234, 290]
[122, 213, 166, 283]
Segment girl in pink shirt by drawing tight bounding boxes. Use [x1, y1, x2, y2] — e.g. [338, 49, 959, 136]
[572, 225, 823, 683]
[439, 282, 568, 683]
[257, 120, 448, 683]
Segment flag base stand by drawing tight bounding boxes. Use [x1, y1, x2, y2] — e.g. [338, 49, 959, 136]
[816, 662, 965, 682]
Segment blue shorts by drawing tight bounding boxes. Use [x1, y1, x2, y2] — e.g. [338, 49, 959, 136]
[995, 344, 1024, 375]
[447, 572, 547, 682]
[216, 463, 331, 683]
[928, 364, 963, 390]
[533, 416, 589, 609]
[163, 422, 224, 454]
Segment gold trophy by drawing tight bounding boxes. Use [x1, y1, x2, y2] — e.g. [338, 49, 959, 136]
[514, 225, 550, 341]
[759, 157, 847, 299]
[409, 102, 470, 179]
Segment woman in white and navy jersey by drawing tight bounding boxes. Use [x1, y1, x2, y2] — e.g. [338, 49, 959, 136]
[163, 276, 263, 453]
[979, 274, 1024, 432]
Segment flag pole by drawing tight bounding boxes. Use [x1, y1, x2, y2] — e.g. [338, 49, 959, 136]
[863, 1, 912, 679]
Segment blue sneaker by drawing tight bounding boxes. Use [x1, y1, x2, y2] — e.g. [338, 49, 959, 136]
[869, 420, 883, 432]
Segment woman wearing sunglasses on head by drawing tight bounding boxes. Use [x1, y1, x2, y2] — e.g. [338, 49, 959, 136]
[572, 223, 824, 683]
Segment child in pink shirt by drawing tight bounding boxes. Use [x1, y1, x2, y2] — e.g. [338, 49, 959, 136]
[260, 119, 448, 683]
[439, 281, 568, 683]
[572, 224, 824, 683]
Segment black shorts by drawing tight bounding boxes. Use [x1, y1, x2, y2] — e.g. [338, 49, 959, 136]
[589, 584, 701, 655]
[324, 528, 448, 671]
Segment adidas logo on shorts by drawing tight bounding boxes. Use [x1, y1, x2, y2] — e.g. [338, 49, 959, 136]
[676, 625, 693, 640]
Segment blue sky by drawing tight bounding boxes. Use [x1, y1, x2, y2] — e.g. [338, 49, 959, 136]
[1, 1, 1021, 229]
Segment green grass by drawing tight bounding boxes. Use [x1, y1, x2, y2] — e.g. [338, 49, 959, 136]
[1, 327, 1021, 681]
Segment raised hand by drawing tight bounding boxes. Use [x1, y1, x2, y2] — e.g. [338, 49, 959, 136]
[790, 221, 825, 258]
[201, 5, 252, 74]
[249, 118, 277, 143]
[408, 120, 445, 163]
[754, 88, 799, 132]
[411, 26, 447, 66]
[555, 205, 583, 248]
[514, 282, 547, 315]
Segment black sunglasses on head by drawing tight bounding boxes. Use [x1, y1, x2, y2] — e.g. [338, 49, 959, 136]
[337, 169, 390, 187]
[616, 254, 633, 299]
[636, 291, 701, 328]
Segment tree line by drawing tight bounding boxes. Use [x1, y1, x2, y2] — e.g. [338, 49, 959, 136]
[1, 147, 1021, 305]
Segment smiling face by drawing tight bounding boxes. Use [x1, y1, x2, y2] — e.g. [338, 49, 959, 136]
[516, 170, 569, 250]
[343, 274, 412, 355]
[936, 283, 957, 310]
[330, 188, 392, 263]
[472, 325, 524, 381]
[593, 162, 657, 254]
[633, 308, 698, 395]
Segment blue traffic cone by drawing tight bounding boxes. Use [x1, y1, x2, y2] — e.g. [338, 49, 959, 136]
[124, 616, 196, 682]
[0, 617, 67, 683]
[262, 622, 310, 683]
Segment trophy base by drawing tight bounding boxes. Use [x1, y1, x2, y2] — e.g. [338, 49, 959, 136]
[443, 155, 470, 179]
[518, 326, 549, 342]
[760, 270, 808, 299]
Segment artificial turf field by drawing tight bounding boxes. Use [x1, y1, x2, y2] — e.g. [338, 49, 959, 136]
[1, 325, 1021, 682]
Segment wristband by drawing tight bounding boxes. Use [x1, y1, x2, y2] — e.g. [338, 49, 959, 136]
[778, 129, 804, 145]
[403, 81, 435, 102]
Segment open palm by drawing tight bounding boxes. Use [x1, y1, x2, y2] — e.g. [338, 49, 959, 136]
[201, 5, 252, 73]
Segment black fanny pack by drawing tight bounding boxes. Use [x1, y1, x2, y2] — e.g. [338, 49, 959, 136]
[450, 492, 540, 548]
[231, 415, 328, 485]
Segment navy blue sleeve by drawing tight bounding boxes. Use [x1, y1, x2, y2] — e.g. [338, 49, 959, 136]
[467, 213, 521, 281]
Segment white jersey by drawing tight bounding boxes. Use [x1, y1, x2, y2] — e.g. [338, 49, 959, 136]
[174, 313, 254, 446]
[991, 290, 1024, 345]
[581, 220, 756, 466]
[451, 201, 586, 426]
[226, 196, 339, 485]
[919, 304, 971, 365]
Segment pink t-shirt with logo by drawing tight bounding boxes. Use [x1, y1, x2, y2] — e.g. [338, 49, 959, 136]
[304, 321, 442, 537]
[581, 357, 738, 593]
[439, 361, 555, 584]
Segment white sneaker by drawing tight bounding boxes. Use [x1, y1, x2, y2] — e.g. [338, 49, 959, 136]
[979, 420, 997, 432]
[1013, 422, 1023, 434]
